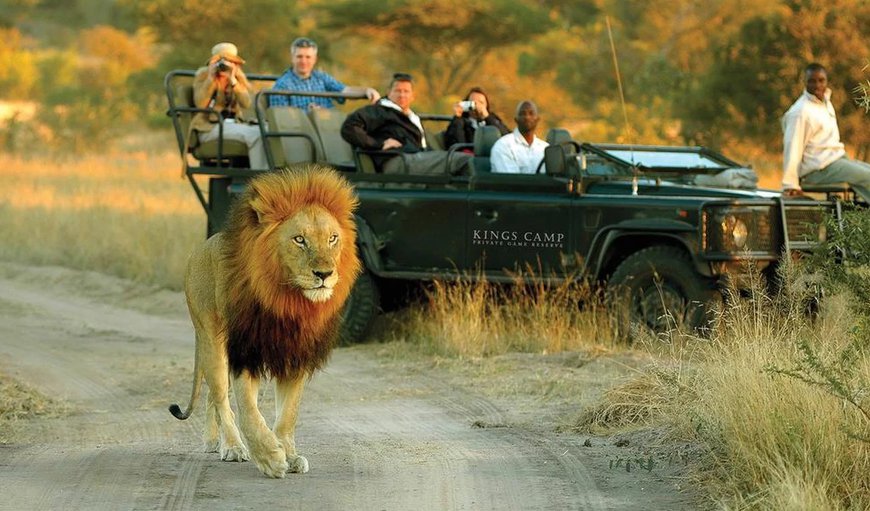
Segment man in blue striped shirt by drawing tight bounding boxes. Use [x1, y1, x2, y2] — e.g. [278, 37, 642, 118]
[269, 37, 380, 110]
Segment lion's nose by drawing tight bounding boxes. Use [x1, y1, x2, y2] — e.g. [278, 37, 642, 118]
[313, 270, 333, 281]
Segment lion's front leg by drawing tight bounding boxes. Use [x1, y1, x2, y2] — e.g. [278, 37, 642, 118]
[274, 373, 309, 474]
[233, 370, 288, 478]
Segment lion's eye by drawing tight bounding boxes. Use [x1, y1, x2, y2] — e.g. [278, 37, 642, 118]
[328, 234, 339, 245]
[292, 235, 305, 246]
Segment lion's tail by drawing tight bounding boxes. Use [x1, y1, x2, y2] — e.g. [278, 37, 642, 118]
[168, 350, 203, 421]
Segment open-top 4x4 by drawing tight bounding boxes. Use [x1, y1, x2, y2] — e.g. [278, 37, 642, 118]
[166, 70, 843, 342]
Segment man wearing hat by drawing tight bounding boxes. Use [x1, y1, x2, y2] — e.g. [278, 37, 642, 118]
[191, 42, 267, 169]
[269, 37, 380, 110]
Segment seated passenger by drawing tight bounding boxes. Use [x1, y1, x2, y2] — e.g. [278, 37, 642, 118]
[340, 73, 471, 175]
[490, 101, 548, 174]
[269, 37, 380, 110]
[192, 42, 267, 169]
[444, 87, 510, 149]
[782, 63, 870, 202]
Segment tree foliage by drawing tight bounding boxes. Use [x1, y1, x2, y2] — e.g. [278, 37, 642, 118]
[0, 28, 38, 99]
[2, 0, 870, 158]
[121, 0, 301, 72]
[318, 0, 553, 99]
[680, 0, 870, 152]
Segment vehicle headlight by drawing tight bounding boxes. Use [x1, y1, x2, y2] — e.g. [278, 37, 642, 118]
[722, 214, 749, 249]
[703, 206, 774, 254]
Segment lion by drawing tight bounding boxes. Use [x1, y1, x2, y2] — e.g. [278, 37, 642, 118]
[169, 164, 361, 478]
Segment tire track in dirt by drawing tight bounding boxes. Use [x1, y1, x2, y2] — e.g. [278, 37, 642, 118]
[298, 351, 608, 510]
[159, 455, 204, 511]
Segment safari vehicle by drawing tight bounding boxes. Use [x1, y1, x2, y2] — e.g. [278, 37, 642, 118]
[165, 69, 843, 342]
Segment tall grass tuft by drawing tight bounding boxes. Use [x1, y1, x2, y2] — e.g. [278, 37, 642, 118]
[396, 269, 616, 358]
[575, 254, 870, 509]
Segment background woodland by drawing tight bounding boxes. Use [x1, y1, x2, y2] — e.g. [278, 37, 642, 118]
[1, 0, 869, 175]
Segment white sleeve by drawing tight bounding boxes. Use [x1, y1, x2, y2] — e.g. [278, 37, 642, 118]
[490, 139, 519, 173]
[782, 110, 806, 190]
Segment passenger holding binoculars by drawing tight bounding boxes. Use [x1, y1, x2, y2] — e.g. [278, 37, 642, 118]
[191, 42, 267, 169]
[444, 87, 510, 149]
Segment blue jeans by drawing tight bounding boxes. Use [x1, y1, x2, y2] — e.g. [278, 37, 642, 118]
[802, 157, 870, 203]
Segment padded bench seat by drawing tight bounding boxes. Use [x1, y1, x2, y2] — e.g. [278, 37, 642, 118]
[799, 182, 852, 193]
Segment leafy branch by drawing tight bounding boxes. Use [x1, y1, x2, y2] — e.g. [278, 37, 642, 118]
[765, 334, 870, 441]
[855, 63, 870, 113]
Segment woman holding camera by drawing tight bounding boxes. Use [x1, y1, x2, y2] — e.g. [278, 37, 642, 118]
[191, 42, 267, 169]
[444, 87, 510, 149]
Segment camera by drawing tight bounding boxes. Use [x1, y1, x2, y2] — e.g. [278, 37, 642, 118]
[215, 58, 232, 72]
[459, 100, 476, 112]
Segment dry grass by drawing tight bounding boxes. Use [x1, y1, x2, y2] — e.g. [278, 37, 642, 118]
[381, 272, 617, 358]
[0, 149, 202, 289]
[572, 263, 870, 510]
[0, 372, 68, 443]
[688, 290, 870, 510]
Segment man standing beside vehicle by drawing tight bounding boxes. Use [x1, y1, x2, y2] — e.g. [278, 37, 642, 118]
[782, 63, 870, 203]
[269, 37, 380, 110]
[340, 72, 471, 175]
[490, 100, 548, 174]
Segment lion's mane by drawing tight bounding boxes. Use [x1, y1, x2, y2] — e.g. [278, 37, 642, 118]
[221, 165, 360, 379]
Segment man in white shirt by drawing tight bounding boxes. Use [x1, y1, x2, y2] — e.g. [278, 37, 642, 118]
[491, 101, 549, 174]
[782, 63, 870, 202]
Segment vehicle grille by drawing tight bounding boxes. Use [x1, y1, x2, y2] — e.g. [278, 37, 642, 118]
[784, 205, 828, 244]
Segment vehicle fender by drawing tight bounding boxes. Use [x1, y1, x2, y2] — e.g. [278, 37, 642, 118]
[354, 214, 385, 274]
[588, 227, 712, 280]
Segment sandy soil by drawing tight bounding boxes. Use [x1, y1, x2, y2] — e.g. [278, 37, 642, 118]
[0, 262, 702, 510]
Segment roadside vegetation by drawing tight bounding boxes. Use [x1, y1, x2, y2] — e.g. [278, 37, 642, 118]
[574, 216, 870, 510]
[382, 272, 616, 358]
[0, 143, 200, 290]
[0, 372, 68, 443]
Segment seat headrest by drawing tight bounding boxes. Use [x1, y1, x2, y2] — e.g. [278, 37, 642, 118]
[473, 125, 502, 157]
[544, 143, 579, 176]
[545, 128, 572, 145]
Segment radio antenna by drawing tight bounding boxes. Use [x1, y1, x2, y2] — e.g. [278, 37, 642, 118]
[605, 16, 638, 195]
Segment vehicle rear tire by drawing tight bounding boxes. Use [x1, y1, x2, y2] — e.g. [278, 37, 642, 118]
[338, 270, 380, 344]
[607, 245, 719, 339]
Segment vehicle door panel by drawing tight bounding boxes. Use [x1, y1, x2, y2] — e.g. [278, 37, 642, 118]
[467, 174, 574, 277]
[357, 185, 467, 272]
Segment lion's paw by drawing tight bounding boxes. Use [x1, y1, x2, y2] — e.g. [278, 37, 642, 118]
[254, 449, 289, 479]
[221, 444, 250, 462]
[203, 438, 220, 453]
[287, 455, 309, 474]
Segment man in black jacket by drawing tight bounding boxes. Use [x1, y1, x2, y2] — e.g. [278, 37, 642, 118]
[341, 73, 470, 174]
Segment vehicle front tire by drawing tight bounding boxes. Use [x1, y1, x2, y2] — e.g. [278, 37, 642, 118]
[607, 245, 719, 339]
[338, 270, 380, 344]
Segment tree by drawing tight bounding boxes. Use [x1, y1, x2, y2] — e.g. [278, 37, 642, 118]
[122, 0, 301, 73]
[318, 0, 553, 101]
[0, 28, 38, 99]
[680, 0, 870, 154]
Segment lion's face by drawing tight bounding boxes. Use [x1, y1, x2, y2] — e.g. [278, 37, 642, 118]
[274, 204, 344, 303]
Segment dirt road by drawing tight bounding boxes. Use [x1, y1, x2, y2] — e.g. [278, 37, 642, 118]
[0, 262, 698, 510]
